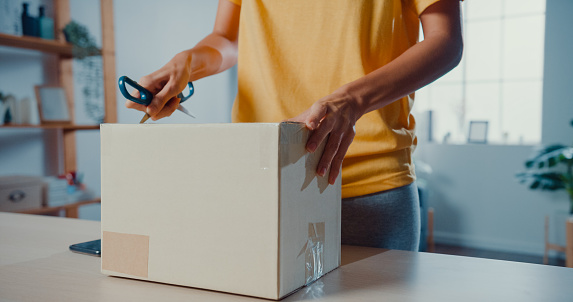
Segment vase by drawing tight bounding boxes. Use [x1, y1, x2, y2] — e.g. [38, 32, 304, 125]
[21, 3, 38, 37]
[38, 6, 54, 40]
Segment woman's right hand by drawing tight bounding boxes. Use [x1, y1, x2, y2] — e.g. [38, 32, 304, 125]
[124, 0, 240, 121]
[125, 50, 194, 121]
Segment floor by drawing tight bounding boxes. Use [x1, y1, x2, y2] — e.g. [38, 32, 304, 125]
[432, 243, 566, 267]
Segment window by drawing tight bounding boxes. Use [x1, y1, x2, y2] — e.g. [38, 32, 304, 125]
[414, 0, 546, 145]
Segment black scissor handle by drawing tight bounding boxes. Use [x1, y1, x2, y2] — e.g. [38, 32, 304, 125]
[118, 76, 194, 106]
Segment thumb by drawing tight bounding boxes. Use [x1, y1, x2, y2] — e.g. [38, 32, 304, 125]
[305, 102, 327, 130]
[285, 110, 309, 123]
[148, 82, 179, 116]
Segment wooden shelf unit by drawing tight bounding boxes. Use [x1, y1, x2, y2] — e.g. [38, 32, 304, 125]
[0, 32, 74, 57]
[0, 0, 116, 218]
[16, 198, 101, 218]
[0, 124, 100, 130]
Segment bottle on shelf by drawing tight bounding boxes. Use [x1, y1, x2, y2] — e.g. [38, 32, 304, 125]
[38, 6, 54, 40]
[21, 2, 39, 37]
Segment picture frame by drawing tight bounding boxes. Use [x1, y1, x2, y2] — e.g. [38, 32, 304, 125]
[34, 86, 71, 124]
[467, 121, 489, 144]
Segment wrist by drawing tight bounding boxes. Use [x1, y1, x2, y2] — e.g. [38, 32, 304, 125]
[182, 46, 221, 81]
[172, 50, 194, 78]
[337, 83, 367, 122]
[175, 49, 193, 64]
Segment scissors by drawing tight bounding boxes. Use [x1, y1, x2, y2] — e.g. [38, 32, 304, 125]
[118, 76, 196, 123]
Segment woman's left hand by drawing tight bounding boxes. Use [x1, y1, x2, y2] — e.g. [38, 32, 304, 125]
[288, 87, 364, 185]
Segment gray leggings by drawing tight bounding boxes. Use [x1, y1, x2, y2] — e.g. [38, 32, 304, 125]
[341, 182, 420, 251]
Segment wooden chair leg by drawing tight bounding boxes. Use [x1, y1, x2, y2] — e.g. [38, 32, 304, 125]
[544, 215, 549, 265]
[427, 207, 435, 253]
[65, 206, 79, 218]
[566, 217, 573, 268]
[545, 215, 569, 266]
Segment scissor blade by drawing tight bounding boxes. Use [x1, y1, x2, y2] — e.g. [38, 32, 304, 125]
[140, 113, 151, 124]
[177, 104, 196, 118]
[139, 105, 194, 124]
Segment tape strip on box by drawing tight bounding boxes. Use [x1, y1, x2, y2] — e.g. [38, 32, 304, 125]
[102, 231, 150, 278]
[297, 222, 325, 285]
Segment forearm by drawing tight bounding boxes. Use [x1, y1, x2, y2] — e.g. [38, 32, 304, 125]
[285, 39, 463, 183]
[179, 0, 240, 82]
[181, 32, 238, 82]
[343, 0, 463, 116]
[345, 34, 462, 115]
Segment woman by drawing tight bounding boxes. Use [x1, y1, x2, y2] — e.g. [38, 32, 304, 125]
[126, 0, 463, 251]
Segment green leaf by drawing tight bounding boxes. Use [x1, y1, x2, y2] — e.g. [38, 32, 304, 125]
[517, 171, 566, 191]
[525, 160, 534, 168]
[530, 181, 541, 189]
[548, 156, 557, 167]
[62, 21, 100, 60]
[523, 145, 572, 170]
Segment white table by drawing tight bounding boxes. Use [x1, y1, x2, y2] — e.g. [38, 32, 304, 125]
[1, 212, 573, 301]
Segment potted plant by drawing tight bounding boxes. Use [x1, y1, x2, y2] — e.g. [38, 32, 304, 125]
[62, 21, 100, 59]
[516, 120, 573, 214]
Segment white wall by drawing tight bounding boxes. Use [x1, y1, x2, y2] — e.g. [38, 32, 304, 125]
[416, 143, 570, 255]
[416, 0, 573, 255]
[0, 0, 234, 220]
[114, 0, 234, 125]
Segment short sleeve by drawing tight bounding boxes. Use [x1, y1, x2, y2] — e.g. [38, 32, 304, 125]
[228, 0, 241, 5]
[411, 0, 441, 16]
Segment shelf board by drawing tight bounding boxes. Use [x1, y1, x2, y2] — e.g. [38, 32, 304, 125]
[0, 33, 74, 57]
[14, 198, 101, 215]
[0, 124, 100, 130]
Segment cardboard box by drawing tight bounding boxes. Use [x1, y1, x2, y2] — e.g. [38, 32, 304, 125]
[100, 122, 341, 300]
[0, 176, 44, 211]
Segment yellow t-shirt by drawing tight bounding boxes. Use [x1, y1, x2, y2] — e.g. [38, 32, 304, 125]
[229, 0, 440, 198]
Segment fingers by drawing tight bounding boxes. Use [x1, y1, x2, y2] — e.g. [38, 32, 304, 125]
[301, 101, 357, 184]
[316, 130, 342, 177]
[306, 109, 335, 153]
[124, 75, 152, 112]
[327, 130, 354, 184]
[125, 100, 147, 112]
[150, 97, 181, 120]
[124, 74, 162, 112]
[147, 82, 181, 117]
[123, 52, 192, 121]
[311, 122, 355, 184]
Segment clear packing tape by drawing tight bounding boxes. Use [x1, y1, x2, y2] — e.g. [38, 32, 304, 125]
[298, 222, 325, 285]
